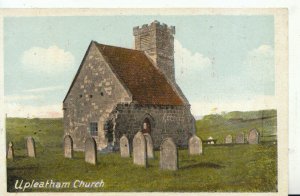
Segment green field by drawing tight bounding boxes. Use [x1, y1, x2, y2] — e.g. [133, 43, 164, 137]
[6, 111, 277, 192]
[196, 109, 277, 143]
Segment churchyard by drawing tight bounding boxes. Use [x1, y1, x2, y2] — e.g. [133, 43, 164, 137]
[6, 112, 277, 192]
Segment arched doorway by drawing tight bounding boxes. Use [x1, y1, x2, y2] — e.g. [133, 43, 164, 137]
[142, 118, 151, 134]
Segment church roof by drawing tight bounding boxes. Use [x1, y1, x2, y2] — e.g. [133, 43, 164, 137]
[95, 42, 184, 106]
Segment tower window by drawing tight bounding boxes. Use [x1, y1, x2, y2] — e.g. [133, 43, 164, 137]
[89, 122, 98, 136]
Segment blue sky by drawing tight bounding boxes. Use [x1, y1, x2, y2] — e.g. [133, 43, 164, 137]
[4, 15, 275, 117]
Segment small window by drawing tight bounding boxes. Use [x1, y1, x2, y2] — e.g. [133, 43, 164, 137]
[89, 95, 93, 98]
[100, 92, 104, 96]
[79, 94, 83, 98]
[89, 122, 98, 136]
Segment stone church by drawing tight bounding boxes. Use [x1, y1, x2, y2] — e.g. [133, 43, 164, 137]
[63, 21, 196, 151]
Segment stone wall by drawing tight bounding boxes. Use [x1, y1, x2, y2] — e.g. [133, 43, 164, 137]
[133, 21, 175, 82]
[63, 42, 132, 151]
[112, 103, 196, 149]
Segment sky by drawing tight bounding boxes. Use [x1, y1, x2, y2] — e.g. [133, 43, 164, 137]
[3, 15, 275, 118]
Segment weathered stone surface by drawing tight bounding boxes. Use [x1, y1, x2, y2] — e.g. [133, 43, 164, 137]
[63, 43, 132, 151]
[7, 142, 14, 160]
[225, 135, 233, 144]
[188, 135, 202, 155]
[64, 135, 73, 158]
[160, 137, 178, 170]
[134, 21, 176, 82]
[113, 105, 195, 149]
[236, 132, 245, 144]
[143, 133, 154, 158]
[85, 137, 97, 165]
[26, 137, 36, 158]
[63, 22, 196, 152]
[248, 129, 260, 144]
[120, 135, 130, 158]
[133, 131, 147, 167]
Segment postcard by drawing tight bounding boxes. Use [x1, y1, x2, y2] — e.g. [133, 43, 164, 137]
[0, 9, 288, 195]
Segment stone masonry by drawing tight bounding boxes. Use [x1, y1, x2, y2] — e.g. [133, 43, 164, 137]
[112, 103, 194, 149]
[63, 21, 195, 152]
[133, 20, 176, 82]
[63, 42, 132, 151]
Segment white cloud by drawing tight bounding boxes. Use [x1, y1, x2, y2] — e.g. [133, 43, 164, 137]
[5, 103, 62, 118]
[5, 95, 43, 102]
[244, 44, 274, 85]
[174, 39, 212, 81]
[190, 95, 276, 116]
[21, 45, 75, 73]
[23, 85, 65, 93]
[248, 44, 274, 57]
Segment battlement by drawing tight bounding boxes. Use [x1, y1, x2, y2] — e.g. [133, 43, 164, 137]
[133, 20, 176, 82]
[133, 20, 175, 36]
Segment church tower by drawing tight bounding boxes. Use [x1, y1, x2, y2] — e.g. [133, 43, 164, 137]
[133, 20, 176, 82]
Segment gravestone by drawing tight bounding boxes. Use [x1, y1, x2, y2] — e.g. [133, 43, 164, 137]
[143, 133, 154, 159]
[27, 137, 36, 158]
[64, 135, 73, 158]
[188, 135, 202, 155]
[248, 129, 260, 144]
[236, 132, 245, 144]
[225, 135, 233, 144]
[85, 137, 97, 165]
[120, 135, 130, 158]
[133, 131, 147, 167]
[7, 142, 14, 160]
[160, 137, 178, 170]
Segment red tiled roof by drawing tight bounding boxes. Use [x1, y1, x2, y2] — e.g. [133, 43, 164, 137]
[96, 42, 184, 106]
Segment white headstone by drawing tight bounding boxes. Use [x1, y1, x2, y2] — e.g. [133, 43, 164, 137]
[85, 137, 97, 165]
[143, 133, 154, 159]
[120, 135, 130, 158]
[188, 135, 202, 155]
[160, 137, 178, 170]
[133, 131, 147, 167]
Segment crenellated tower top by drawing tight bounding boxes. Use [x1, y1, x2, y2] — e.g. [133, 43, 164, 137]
[133, 20, 176, 82]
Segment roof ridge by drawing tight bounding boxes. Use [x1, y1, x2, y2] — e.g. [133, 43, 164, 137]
[93, 41, 142, 53]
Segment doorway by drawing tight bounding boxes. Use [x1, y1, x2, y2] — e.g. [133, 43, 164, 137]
[142, 118, 151, 134]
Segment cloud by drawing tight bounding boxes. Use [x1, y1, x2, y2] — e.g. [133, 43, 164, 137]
[21, 45, 75, 73]
[5, 103, 62, 118]
[190, 95, 276, 116]
[248, 44, 274, 57]
[5, 95, 43, 102]
[22, 85, 65, 93]
[244, 44, 274, 87]
[174, 39, 212, 82]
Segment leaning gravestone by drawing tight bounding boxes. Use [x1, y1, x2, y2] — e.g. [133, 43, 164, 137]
[64, 135, 73, 158]
[160, 137, 178, 170]
[85, 137, 97, 165]
[248, 129, 260, 144]
[236, 132, 245, 144]
[225, 135, 233, 144]
[143, 133, 154, 159]
[188, 135, 202, 155]
[120, 135, 130, 158]
[27, 137, 36, 158]
[7, 142, 14, 160]
[133, 131, 147, 167]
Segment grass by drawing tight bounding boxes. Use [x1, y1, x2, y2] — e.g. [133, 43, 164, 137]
[196, 109, 277, 143]
[6, 116, 277, 192]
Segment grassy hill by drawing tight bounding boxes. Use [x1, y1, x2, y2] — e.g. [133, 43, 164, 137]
[5, 112, 277, 192]
[196, 109, 277, 143]
[6, 118, 63, 150]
